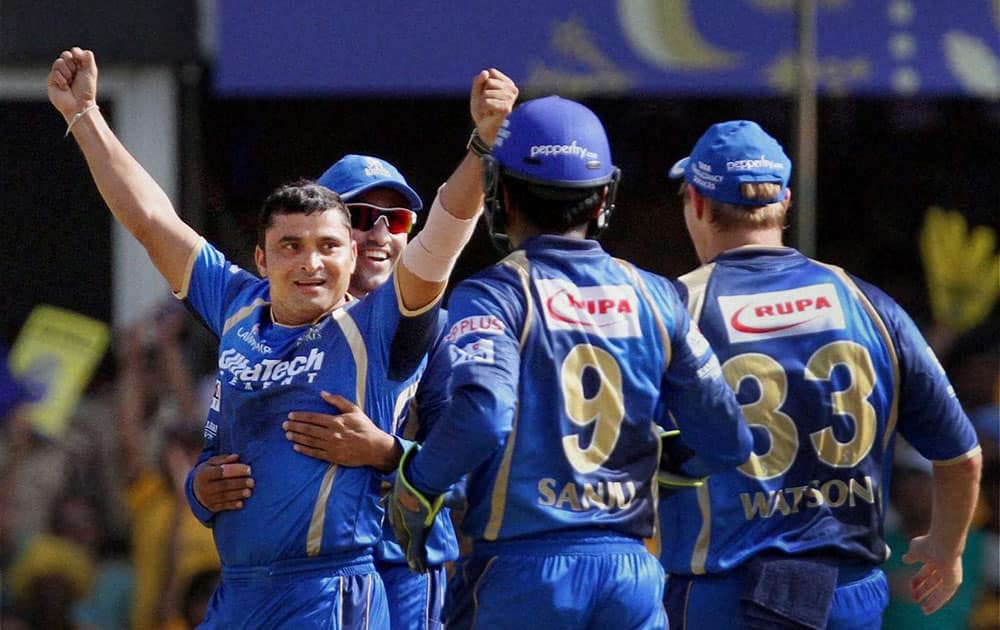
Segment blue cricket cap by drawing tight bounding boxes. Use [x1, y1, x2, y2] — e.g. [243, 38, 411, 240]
[317, 154, 423, 211]
[668, 120, 791, 206]
[492, 96, 616, 188]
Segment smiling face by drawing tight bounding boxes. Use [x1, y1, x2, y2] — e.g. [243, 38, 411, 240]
[347, 188, 413, 298]
[254, 209, 357, 326]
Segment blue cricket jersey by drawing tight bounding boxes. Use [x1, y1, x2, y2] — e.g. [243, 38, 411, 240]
[375, 310, 460, 568]
[181, 240, 439, 568]
[659, 247, 980, 575]
[407, 235, 750, 543]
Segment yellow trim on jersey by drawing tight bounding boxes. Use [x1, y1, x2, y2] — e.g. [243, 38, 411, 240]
[307, 464, 340, 556]
[483, 251, 533, 540]
[691, 482, 712, 575]
[817, 263, 901, 452]
[615, 258, 672, 371]
[645, 423, 664, 557]
[816, 261, 901, 517]
[500, 251, 534, 347]
[393, 272, 444, 318]
[305, 306, 367, 555]
[332, 307, 368, 405]
[471, 556, 499, 630]
[677, 263, 716, 322]
[221, 298, 270, 336]
[933, 445, 983, 466]
[172, 237, 206, 300]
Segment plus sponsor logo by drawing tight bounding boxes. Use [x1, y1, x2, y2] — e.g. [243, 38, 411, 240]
[445, 315, 506, 343]
[218, 347, 324, 390]
[718, 283, 845, 343]
[536, 279, 641, 338]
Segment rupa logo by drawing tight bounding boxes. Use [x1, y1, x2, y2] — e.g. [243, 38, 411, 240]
[536, 279, 640, 338]
[363, 157, 392, 179]
[718, 283, 845, 343]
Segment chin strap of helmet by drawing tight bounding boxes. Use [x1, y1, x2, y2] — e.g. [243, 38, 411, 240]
[482, 155, 512, 254]
[587, 166, 621, 239]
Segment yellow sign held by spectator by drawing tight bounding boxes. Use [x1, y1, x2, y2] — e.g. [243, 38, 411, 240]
[8, 305, 110, 439]
[919, 206, 1000, 334]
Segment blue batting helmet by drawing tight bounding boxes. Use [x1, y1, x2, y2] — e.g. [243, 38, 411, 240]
[482, 96, 620, 251]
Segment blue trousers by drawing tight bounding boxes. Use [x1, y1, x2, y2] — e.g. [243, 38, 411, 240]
[199, 555, 389, 629]
[378, 562, 447, 630]
[665, 562, 888, 630]
[445, 535, 667, 630]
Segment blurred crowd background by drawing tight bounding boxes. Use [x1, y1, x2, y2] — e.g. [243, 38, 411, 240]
[0, 1, 997, 628]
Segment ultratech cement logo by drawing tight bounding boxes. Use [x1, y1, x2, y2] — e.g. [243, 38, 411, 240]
[218, 347, 324, 389]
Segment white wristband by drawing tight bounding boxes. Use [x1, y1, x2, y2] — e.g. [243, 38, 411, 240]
[64, 104, 99, 138]
[401, 186, 481, 282]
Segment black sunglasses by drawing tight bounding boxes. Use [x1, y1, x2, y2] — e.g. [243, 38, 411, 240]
[346, 202, 418, 234]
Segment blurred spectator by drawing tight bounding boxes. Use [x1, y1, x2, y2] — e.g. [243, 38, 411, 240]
[5, 493, 101, 629]
[118, 304, 219, 630]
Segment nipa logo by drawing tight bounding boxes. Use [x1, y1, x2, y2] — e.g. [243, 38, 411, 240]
[718, 283, 845, 343]
[536, 279, 641, 338]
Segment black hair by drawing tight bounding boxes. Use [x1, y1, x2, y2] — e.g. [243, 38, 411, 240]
[256, 179, 350, 247]
[502, 177, 604, 234]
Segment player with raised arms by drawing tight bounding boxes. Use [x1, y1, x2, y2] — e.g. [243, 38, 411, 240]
[388, 96, 752, 629]
[47, 46, 516, 628]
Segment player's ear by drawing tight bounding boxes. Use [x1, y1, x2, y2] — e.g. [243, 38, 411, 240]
[254, 244, 267, 277]
[689, 186, 706, 220]
[592, 187, 609, 219]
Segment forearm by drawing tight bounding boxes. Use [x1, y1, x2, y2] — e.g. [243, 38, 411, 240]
[397, 185, 481, 310]
[928, 453, 982, 555]
[438, 153, 486, 220]
[407, 387, 510, 495]
[68, 109, 200, 290]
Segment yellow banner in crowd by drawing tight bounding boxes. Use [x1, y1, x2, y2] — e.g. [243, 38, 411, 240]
[8, 305, 110, 439]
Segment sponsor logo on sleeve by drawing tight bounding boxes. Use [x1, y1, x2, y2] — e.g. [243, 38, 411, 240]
[536, 279, 641, 338]
[718, 283, 845, 343]
[686, 325, 711, 358]
[210, 379, 221, 412]
[445, 315, 506, 343]
[450, 339, 495, 366]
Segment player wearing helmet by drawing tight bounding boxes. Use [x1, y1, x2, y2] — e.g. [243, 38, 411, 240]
[388, 96, 752, 629]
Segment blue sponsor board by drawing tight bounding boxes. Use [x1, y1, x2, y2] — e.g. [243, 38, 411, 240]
[216, 0, 999, 97]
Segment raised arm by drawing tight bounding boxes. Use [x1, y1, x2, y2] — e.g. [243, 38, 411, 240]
[47, 47, 201, 292]
[395, 69, 518, 310]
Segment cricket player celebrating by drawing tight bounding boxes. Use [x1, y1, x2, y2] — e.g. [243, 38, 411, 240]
[48, 46, 516, 628]
[658, 120, 982, 629]
[389, 96, 752, 629]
